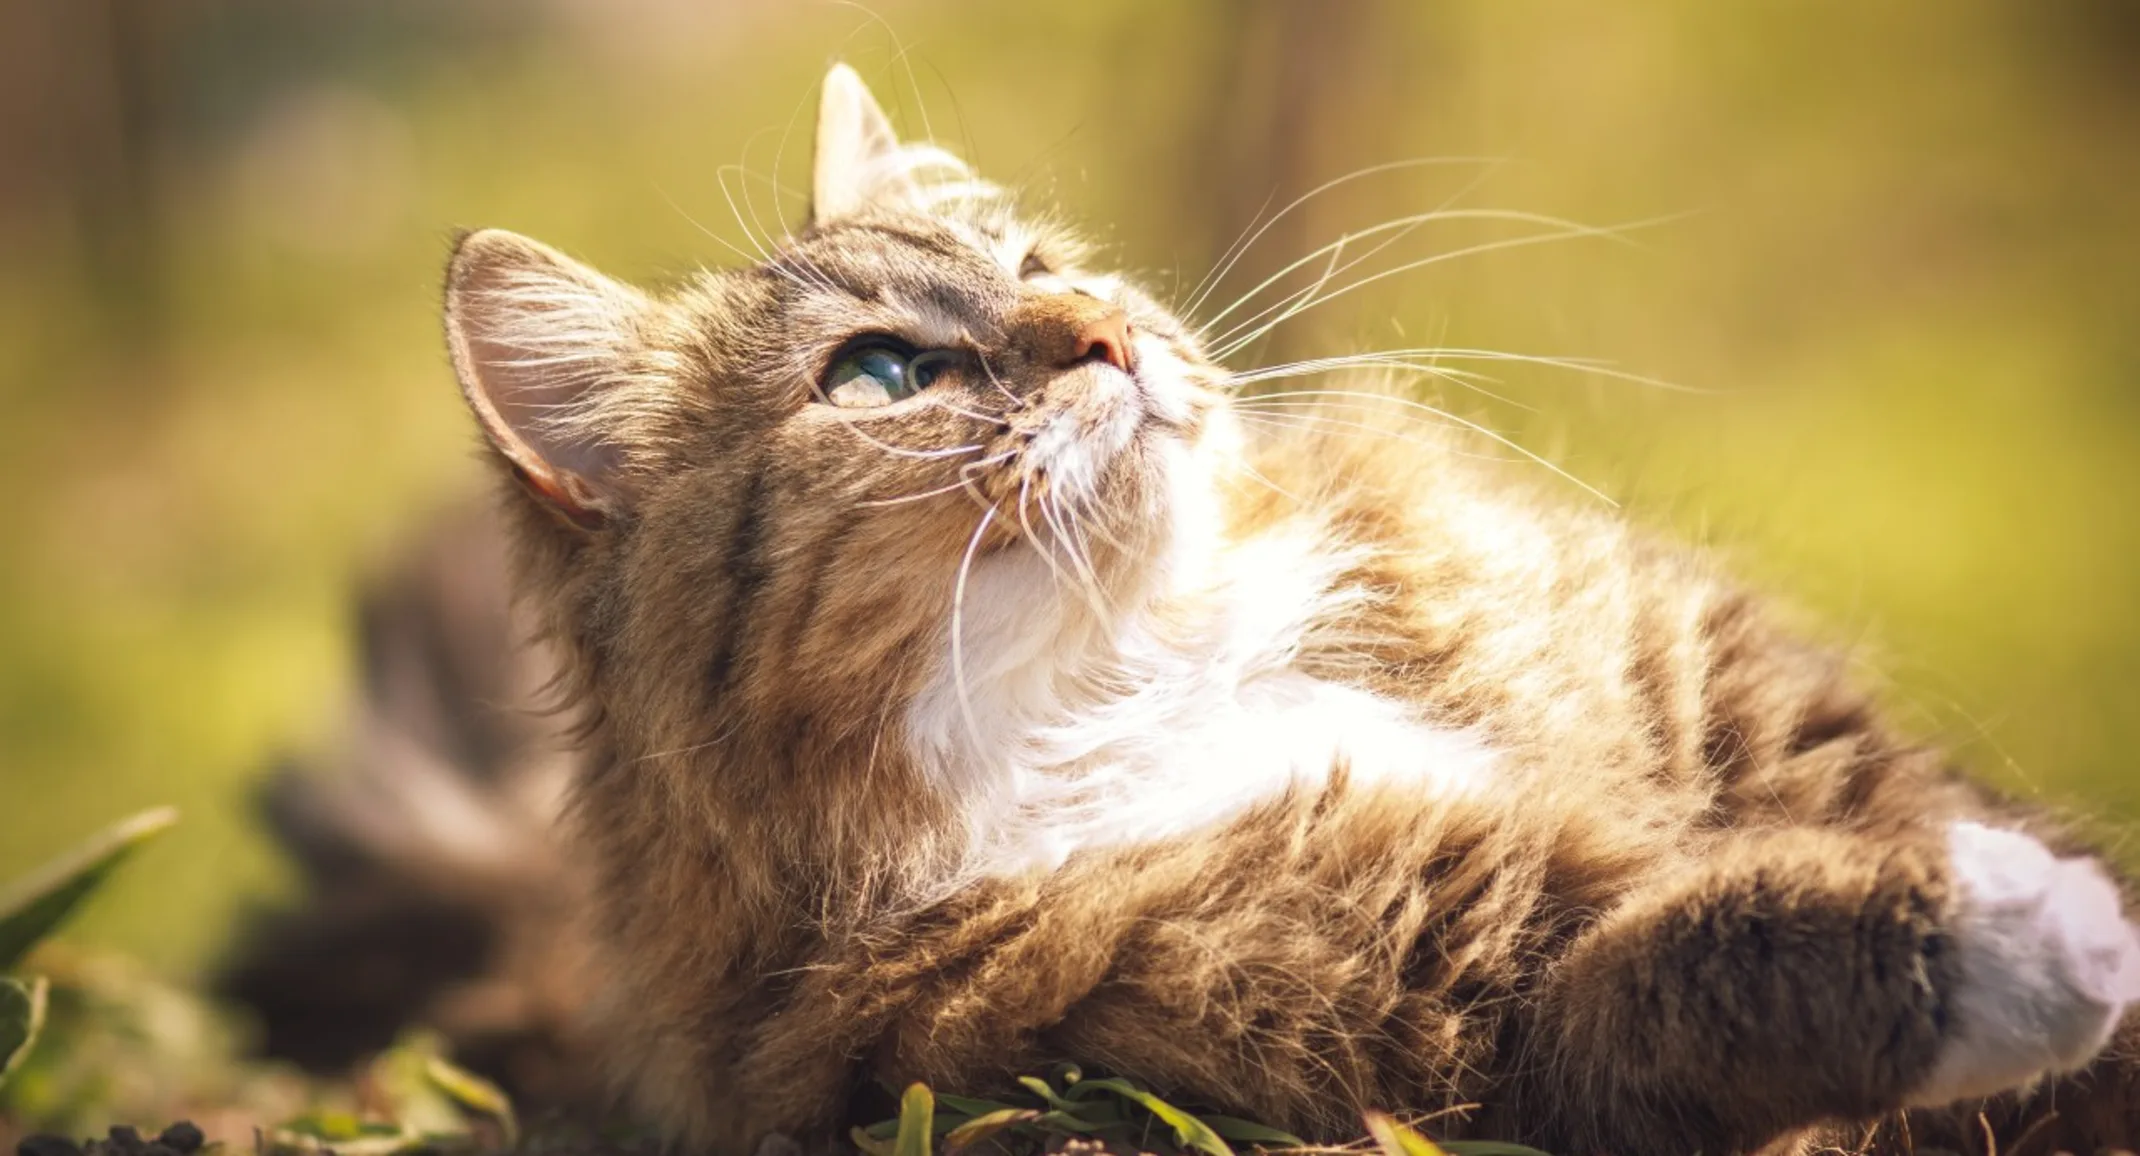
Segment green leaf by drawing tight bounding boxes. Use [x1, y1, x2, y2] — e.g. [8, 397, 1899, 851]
[1365, 1112, 1448, 1156]
[1201, 1115, 1306, 1147]
[368, 1033, 469, 1140]
[1076, 1078, 1237, 1156]
[934, 1092, 1025, 1118]
[275, 1111, 400, 1142]
[852, 1127, 898, 1156]
[425, 1053, 518, 1146]
[1439, 1144, 1559, 1156]
[0, 807, 179, 971]
[942, 1108, 1041, 1153]
[1016, 1074, 1079, 1113]
[1031, 1111, 1111, 1135]
[265, 1112, 443, 1156]
[895, 1083, 935, 1156]
[0, 975, 50, 1087]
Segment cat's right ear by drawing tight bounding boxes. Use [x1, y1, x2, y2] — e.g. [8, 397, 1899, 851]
[444, 229, 651, 531]
[812, 62, 917, 222]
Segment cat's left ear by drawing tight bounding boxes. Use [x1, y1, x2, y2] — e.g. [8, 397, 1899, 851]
[444, 228, 655, 531]
[811, 63, 917, 222]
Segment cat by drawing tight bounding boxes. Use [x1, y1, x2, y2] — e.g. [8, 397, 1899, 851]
[250, 63, 2140, 1156]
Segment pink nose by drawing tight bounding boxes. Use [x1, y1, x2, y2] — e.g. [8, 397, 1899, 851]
[1074, 308, 1135, 375]
[1006, 294, 1139, 378]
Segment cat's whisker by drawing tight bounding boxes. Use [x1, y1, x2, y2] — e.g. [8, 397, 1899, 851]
[1041, 488, 1101, 580]
[1228, 457, 1307, 504]
[1197, 171, 1503, 366]
[1038, 489, 1112, 620]
[1201, 206, 1585, 337]
[1013, 477, 1117, 627]
[975, 352, 1026, 411]
[1234, 355, 1530, 412]
[714, 166, 775, 266]
[1183, 186, 1276, 321]
[1233, 410, 1513, 467]
[948, 505, 1000, 769]
[1237, 387, 1617, 506]
[1236, 345, 1701, 403]
[830, 422, 990, 461]
[658, 187, 822, 297]
[827, 1, 939, 146]
[1055, 481, 1137, 561]
[921, 394, 1014, 425]
[729, 131, 796, 255]
[855, 455, 1015, 509]
[1183, 157, 1505, 321]
[1207, 213, 1422, 365]
[1212, 217, 1669, 360]
[1327, 346, 1706, 395]
[715, 161, 842, 295]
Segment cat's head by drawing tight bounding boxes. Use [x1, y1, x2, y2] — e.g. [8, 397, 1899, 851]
[443, 66, 1238, 782]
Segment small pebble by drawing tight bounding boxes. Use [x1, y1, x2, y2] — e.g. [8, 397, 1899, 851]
[104, 1128, 144, 1156]
[155, 1124, 203, 1155]
[15, 1135, 83, 1156]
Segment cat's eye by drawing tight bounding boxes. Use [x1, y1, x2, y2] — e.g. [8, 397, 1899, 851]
[823, 344, 961, 408]
[1018, 251, 1051, 279]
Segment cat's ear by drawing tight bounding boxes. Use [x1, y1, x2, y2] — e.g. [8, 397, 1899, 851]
[812, 62, 917, 222]
[444, 228, 652, 531]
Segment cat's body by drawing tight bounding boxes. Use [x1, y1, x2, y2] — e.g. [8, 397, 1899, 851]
[291, 65, 2140, 1154]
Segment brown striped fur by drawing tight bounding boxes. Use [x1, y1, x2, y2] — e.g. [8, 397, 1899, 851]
[421, 65, 2140, 1156]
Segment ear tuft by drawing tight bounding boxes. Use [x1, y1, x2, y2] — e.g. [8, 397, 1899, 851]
[812, 63, 915, 222]
[443, 229, 652, 530]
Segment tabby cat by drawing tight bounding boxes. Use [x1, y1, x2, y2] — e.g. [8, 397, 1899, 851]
[416, 65, 2140, 1154]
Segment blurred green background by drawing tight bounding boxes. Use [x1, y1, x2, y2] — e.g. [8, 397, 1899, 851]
[1, 0, 2136, 980]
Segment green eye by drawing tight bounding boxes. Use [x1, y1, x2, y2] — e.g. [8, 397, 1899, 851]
[825, 346, 911, 408]
[823, 344, 960, 408]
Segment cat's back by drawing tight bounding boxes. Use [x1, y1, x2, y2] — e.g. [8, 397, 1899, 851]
[1240, 399, 1897, 828]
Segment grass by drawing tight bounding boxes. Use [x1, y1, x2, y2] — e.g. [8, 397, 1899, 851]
[0, 810, 2097, 1156]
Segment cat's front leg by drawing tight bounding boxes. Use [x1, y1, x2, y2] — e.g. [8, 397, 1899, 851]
[1523, 824, 2140, 1155]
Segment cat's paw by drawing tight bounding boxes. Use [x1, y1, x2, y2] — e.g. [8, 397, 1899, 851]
[1907, 821, 2140, 1107]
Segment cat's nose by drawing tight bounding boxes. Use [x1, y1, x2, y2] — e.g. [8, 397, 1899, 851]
[1007, 294, 1136, 376]
[1072, 308, 1135, 375]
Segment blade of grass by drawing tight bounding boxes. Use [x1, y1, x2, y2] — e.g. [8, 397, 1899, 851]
[0, 807, 179, 970]
[425, 1053, 519, 1146]
[943, 1108, 1041, 1153]
[1076, 1078, 1237, 1156]
[1366, 1112, 1449, 1156]
[0, 975, 49, 1087]
[895, 1083, 936, 1156]
[1201, 1116, 1306, 1147]
[1017, 1076, 1082, 1114]
[936, 1093, 1026, 1117]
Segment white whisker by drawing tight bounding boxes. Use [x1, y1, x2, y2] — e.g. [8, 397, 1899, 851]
[1185, 157, 1505, 321]
[855, 454, 1015, 508]
[1212, 216, 1675, 360]
[1236, 388, 1616, 506]
[1234, 354, 1529, 411]
[949, 505, 999, 770]
[1204, 207, 1592, 335]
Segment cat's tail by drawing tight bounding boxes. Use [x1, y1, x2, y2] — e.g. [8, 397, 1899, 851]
[215, 502, 601, 1110]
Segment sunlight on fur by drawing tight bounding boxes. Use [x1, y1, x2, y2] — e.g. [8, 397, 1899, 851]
[393, 62, 2140, 1156]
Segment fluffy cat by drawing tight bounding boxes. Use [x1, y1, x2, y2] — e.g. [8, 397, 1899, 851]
[350, 64, 2140, 1154]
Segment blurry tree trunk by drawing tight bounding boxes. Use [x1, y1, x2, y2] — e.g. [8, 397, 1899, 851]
[1188, 0, 1386, 368]
[0, 0, 179, 348]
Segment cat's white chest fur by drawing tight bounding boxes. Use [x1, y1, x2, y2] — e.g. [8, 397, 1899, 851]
[904, 461, 1493, 882]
